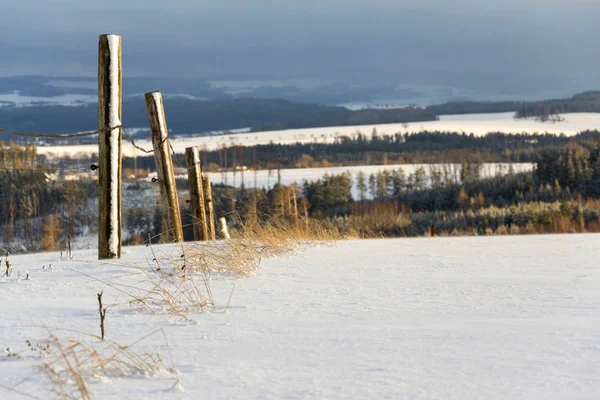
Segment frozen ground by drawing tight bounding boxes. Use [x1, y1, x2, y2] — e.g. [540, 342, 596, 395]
[1, 235, 599, 399]
[35, 112, 600, 159]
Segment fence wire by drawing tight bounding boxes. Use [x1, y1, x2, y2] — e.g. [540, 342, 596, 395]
[0, 125, 123, 139]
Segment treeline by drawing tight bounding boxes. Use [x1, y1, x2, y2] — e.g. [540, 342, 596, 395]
[534, 142, 600, 197]
[0, 171, 96, 248]
[5, 135, 600, 252]
[515, 91, 600, 120]
[424, 90, 600, 120]
[114, 130, 600, 173]
[426, 101, 523, 115]
[0, 98, 436, 141]
[0, 143, 96, 250]
[0, 141, 38, 168]
[168, 140, 600, 239]
[3, 88, 600, 142]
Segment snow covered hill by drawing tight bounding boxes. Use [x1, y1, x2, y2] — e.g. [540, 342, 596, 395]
[35, 112, 600, 159]
[1, 235, 599, 399]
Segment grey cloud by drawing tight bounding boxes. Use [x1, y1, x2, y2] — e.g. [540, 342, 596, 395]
[0, 0, 599, 96]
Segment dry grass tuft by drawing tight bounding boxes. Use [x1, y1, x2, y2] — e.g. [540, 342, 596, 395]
[127, 263, 216, 319]
[146, 217, 343, 279]
[115, 218, 343, 320]
[39, 329, 176, 400]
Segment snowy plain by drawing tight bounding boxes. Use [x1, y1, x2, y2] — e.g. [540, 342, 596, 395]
[1, 235, 599, 399]
[202, 163, 533, 191]
[35, 112, 600, 159]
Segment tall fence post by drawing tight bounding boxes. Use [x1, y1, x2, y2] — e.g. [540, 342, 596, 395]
[98, 34, 122, 259]
[145, 91, 183, 243]
[185, 146, 208, 241]
[203, 176, 216, 240]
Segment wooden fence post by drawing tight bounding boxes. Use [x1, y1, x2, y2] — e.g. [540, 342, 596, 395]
[98, 34, 122, 259]
[145, 91, 183, 242]
[203, 176, 216, 240]
[185, 146, 208, 241]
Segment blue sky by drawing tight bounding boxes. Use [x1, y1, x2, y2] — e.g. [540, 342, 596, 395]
[1, 0, 599, 95]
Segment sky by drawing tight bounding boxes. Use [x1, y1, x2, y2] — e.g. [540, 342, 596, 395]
[1, 0, 600, 95]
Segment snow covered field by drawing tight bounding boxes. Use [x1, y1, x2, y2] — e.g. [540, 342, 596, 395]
[1, 235, 599, 399]
[35, 112, 600, 159]
[201, 163, 533, 196]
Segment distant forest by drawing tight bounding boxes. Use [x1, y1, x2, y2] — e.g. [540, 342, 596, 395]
[4, 133, 600, 252]
[427, 91, 600, 118]
[2, 90, 600, 142]
[515, 91, 600, 120]
[0, 98, 437, 141]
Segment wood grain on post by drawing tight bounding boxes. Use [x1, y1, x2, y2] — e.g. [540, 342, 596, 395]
[185, 146, 208, 241]
[145, 91, 184, 243]
[98, 34, 122, 259]
[203, 176, 216, 240]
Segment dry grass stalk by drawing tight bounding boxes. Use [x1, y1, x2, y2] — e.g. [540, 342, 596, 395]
[124, 218, 342, 319]
[128, 264, 216, 320]
[180, 217, 344, 277]
[39, 328, 176, 400]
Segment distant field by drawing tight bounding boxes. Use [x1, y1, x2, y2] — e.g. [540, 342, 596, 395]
[35, 112, 600, 158]
[196, 163, 534, 197]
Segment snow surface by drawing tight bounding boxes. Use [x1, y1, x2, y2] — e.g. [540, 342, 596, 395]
[1, 235, 599, 399]
[35, 112, 600, 159]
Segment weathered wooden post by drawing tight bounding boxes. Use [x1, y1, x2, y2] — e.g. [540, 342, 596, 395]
[98, 34, 122, 259]
[203, 176, 216, 240]
[185, 146, 208, 241]
[145, 91, 183, 242]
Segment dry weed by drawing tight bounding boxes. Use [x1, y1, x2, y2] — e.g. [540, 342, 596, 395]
[182, 218, 344, 277]
[127, 264, 216, 320]
[38, 328, 176, 400]
[114, 218, 342, 320]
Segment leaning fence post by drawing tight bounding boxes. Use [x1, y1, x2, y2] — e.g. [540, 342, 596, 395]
[98, 34, 122, 259]
[185, 146, 208, 241]
[145, 91, 183, 243]
[203, 176, 216, 240]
